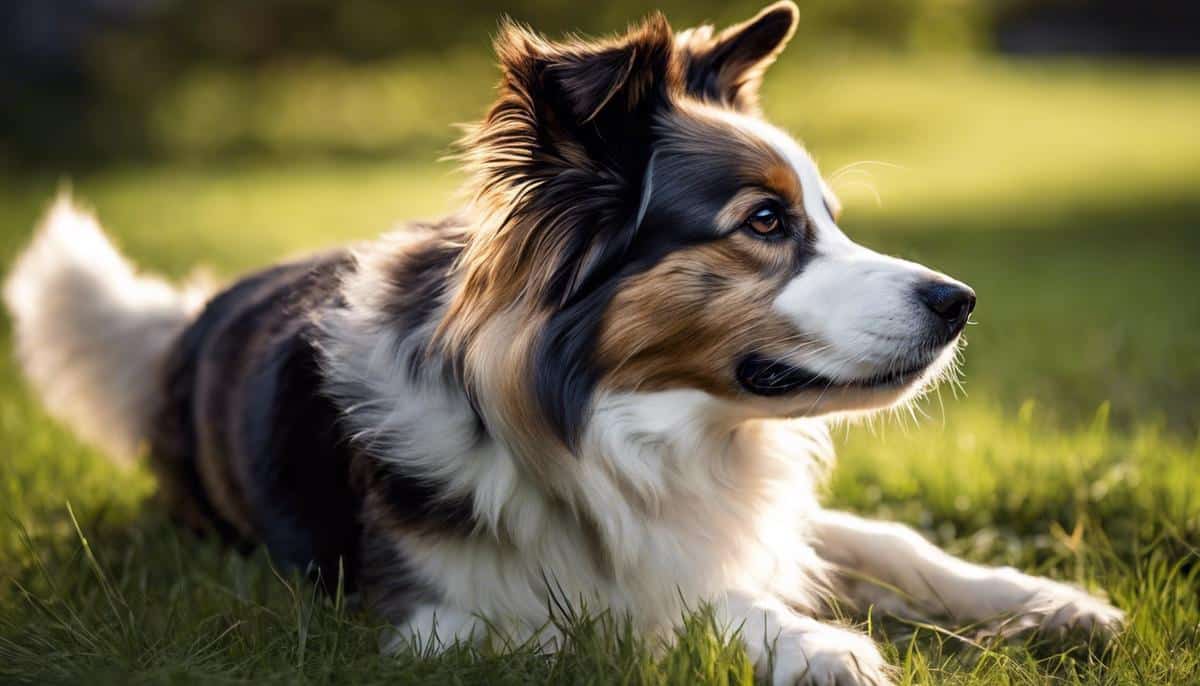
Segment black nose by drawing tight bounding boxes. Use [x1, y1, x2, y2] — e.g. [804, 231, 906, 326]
[917, 281, 976, 336]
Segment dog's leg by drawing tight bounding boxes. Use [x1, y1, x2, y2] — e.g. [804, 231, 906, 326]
[811, 510, 1124, 639]
[717, 590, 893, 686]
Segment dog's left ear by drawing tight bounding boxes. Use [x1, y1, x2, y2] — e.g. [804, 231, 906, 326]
[676, 0, 798, 112]
[542, 15, 675, 132]
[478, 16, 677, 307]
[492, 13, 676, 162]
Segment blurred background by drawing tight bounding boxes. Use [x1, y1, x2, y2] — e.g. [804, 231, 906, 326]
[2, 0, 1200, 165]
[1, 3, 1199, 682]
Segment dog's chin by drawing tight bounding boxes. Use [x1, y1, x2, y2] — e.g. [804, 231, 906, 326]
[736, 346, 956, 415]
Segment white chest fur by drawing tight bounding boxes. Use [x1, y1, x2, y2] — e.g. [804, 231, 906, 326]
[400, 390, 835, 638]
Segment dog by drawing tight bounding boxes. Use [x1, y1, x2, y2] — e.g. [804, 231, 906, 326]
[4, 3, 1123, 683]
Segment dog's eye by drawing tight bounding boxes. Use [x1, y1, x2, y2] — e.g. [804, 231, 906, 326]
[744, 206, 785, 238]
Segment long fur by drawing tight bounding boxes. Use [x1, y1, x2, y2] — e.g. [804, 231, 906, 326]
[4, 195, 207, 462]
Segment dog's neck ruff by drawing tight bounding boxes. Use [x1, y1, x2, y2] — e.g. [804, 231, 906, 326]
[317, 231, 835, 627]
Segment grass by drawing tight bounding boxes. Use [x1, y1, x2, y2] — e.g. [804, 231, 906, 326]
[2, 53, 1199, 684]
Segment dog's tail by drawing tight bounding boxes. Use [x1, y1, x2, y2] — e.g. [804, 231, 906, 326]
[4, 193, 209, 464]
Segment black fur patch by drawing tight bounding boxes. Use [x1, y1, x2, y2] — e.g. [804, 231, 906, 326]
[239, 316, 363, 590]
[678, 2, 798, 111]
[368, 461, 479, 537]
[151, 247, 478, 593]
[358, 516, 441, 624]
[378, 217, 466, 333]
[149, 261, 311, 546]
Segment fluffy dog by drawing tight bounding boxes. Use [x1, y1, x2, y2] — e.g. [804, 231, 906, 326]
[5, 3, 1122, 683]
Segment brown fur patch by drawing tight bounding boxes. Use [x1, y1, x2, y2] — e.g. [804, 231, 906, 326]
[461, 307, 564, 476]
[658, 102, 804, 207]
[596, 233, 808, 396]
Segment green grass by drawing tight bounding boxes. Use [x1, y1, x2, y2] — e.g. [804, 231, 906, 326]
[2, 55, 1199, 684]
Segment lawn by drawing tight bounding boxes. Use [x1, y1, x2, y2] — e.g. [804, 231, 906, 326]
[1, 55, 1199, 684]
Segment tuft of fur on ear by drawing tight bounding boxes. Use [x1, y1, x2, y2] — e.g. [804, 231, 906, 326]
[675, 0, 798, 113]
[546, 23, 672, 126]
[449, 14, 678, 327]
[494, 13, 676, 133]
[440, 16, 680, 457]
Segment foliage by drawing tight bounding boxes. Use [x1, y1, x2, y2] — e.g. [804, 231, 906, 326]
[3, 1, 986, 166]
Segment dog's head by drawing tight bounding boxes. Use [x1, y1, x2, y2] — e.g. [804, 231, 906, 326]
[444, 2, 974, 454]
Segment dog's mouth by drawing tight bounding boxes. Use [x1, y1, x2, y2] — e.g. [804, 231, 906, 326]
[735, 353, 934, 397]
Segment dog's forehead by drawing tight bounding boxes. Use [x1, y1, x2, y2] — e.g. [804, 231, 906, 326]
[709, 105, 837, 224]
[657, 101, 837, 227]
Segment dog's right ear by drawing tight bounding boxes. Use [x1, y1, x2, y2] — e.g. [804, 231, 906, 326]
[675, 1, 798, 113]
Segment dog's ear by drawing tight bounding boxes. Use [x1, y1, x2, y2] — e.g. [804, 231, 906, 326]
[676, 1, 798, 113]
[494, 14, 675, 164]
[479, 16, 676, 307]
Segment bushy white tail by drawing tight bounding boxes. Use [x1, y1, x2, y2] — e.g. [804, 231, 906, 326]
[3, 194, 207, 464]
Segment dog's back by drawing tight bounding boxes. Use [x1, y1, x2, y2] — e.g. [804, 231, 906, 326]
[147, 251, 363, 586]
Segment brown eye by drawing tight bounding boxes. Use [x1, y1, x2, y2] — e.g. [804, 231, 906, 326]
[745, 206, 784, 238]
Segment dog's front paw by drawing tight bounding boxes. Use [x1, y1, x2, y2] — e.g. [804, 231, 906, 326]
[772, 625, 893, 686]
[1031, 584, 1124, 640]
[987, 579, 1124, 644]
